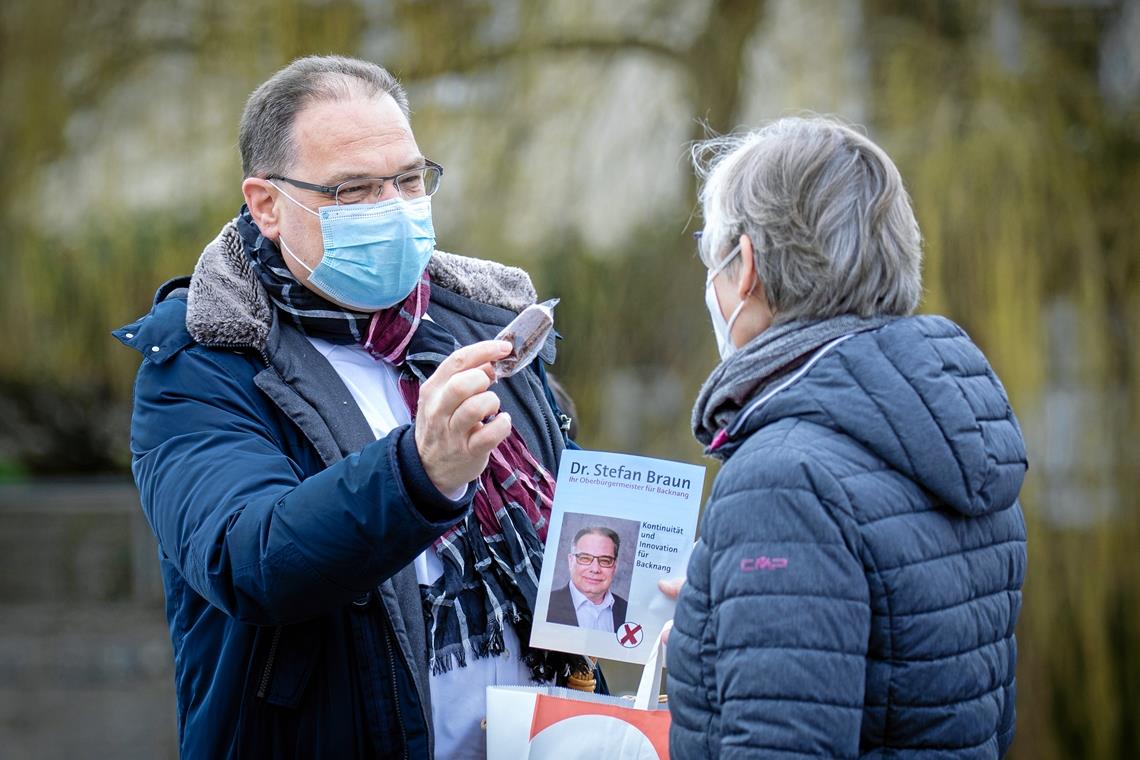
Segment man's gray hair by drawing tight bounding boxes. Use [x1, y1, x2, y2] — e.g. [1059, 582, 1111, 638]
[693, 116, 923, 322]
[239, 55, 410, 178]
[573, 526, 620, 557]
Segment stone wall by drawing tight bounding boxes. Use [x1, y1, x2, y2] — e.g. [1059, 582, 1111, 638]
[0, 481, 176, 760]
[0, 480, 649, 758]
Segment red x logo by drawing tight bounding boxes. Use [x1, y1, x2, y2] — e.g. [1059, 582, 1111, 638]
[618, 623, 643, 648]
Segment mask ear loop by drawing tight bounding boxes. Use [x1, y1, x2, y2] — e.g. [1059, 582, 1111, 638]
[714, 240, 757, 347]
[724, 276, 757, 339]
[277, 235, 314, 274]
[706, 241, 742, 284]
[267, 180, 320, 274]
[268, 180, 321, 218]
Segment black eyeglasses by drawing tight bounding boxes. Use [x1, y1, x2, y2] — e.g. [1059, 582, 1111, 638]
[572, 552, 616, 568]
[268, 159, 443, 205]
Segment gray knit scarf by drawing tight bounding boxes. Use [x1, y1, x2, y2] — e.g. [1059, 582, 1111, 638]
[692, 314, 896, 450]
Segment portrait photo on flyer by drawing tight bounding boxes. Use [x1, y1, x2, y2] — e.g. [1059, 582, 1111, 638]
[531, 449, 704, 665]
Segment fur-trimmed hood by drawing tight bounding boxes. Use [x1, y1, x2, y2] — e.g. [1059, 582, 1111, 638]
[185, 219, 539, 351]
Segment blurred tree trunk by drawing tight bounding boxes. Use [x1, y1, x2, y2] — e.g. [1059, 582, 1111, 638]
[684, 0, 767, 134]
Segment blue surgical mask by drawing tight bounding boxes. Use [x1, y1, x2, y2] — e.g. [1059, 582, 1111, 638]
[272, 183, 436, 311]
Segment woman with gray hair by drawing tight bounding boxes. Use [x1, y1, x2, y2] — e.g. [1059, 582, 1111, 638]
[666, 117, 1027, 758]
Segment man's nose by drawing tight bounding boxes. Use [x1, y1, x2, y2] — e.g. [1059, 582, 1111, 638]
[377, 179, 401, 202]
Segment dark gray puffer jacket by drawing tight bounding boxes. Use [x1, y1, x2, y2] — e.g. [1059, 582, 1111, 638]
[669, 316, 1028, 759]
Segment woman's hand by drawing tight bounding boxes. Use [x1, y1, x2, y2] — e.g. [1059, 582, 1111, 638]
[658, 578, 685, 599]
[657, 578, 686, 644]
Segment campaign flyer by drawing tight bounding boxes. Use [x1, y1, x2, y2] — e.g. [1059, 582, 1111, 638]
[530, 449, 705, 665]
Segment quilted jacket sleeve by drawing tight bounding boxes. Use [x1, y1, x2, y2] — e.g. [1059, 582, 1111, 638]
[700, 437, 870, 759]
[129, 341, 468, 626]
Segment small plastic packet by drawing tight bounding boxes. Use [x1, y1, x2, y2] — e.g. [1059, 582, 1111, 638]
[493, 298, 559, 380]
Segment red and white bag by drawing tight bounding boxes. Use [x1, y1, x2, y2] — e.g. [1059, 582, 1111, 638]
[486, 641, 670, 759]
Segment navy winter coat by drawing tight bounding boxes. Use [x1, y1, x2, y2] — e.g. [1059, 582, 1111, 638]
[669, 316, 1028, 759]
[114, 225, 568, 758]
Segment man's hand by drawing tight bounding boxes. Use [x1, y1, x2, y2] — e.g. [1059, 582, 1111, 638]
[415, 340, 514, 496]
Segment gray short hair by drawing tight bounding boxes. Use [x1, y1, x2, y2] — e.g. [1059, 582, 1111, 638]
[573, 526, 620, 557]
[693, 116, 923, 321]
[239, 55, 410, 178]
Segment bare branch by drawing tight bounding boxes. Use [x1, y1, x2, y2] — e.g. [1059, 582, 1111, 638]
[397, 34, 689, 82]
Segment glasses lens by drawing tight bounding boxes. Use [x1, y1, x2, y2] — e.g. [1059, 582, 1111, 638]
[336, 179, 382, 205]
[575, 553, 615, 568]
[396, 165, 441, 198]
[424, 165, 442, 195]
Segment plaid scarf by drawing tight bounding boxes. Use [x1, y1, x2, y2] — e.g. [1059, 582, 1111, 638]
[237, 207, 373, 342]
[239, 207, 579, 681]
[362, 279, 567, 678]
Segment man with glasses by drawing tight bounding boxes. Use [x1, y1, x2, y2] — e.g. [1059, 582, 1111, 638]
[548, 527, 629, 633]
[115, 56, 580, 759]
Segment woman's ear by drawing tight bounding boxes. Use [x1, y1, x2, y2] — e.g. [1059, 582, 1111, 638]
[736, 234, 760, 300]
[242, 178, 279, 239]
[734, 233, 775, 336]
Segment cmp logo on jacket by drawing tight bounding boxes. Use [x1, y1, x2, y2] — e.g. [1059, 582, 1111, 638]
[740, 555, 789, 572]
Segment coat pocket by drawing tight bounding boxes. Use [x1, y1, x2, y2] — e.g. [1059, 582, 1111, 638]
[254, 619, 322, 709]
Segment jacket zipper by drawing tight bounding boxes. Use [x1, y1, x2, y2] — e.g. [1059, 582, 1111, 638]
[381, 621, 409, 760]
[533, 371, 559, 453]
[256, 626, 283, 699]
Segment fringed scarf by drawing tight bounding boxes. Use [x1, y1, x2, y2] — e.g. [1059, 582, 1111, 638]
[238, 206, 581, 682]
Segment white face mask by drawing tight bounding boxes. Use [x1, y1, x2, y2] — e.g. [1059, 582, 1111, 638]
[704, 242, 751, 360]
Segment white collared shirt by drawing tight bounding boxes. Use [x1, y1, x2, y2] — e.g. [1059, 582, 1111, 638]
[307, 335, 536, 760]
[568, 581, 616, 632]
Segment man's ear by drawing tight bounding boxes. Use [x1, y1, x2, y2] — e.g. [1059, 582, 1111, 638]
[242, 178, 279, 239]
[736, 234, 760, 300]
